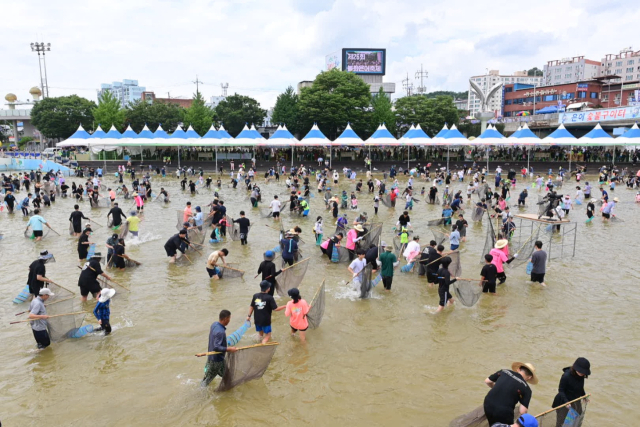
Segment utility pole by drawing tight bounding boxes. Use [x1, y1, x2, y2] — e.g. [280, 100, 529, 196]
[402, 72, 413, 97]
[415, 64, 428, 95]
[221, 83, 229, 97]
[192, 75, 203, 94]
[30, 42, 51, 98]
[167, 92, 171, 99]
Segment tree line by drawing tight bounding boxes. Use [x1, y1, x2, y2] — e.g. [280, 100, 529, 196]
[31, 69, 462, 141]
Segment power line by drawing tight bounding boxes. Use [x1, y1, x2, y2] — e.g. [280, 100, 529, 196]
[192, 75, 204, 94]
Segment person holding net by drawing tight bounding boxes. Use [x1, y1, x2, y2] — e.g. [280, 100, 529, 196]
[247, 281, 285, 344]
[551, 357, 590, 427]
[283, 288, 310, 343]
[202, 310, 238, 387]
[348, 249, 367, 292]
[435, 256, 458, 313]
[483, 362, 538, 427]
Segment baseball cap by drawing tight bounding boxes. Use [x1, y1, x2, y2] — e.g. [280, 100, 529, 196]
[39, 288, 55, 296]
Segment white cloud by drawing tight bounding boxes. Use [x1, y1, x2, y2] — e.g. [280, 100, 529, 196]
[1, 0, 638, 108]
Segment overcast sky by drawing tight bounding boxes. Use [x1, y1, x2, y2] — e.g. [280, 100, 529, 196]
[1, 0, 637, 109]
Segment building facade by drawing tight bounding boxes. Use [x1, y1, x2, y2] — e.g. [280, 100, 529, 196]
[99, 79, 146, 107]
[601, 48, 640, 83]
[468, 70, 543, 116]
[543, 56, 601, 86]
[502, 81, 603, 117]
[140, 92, 193, 108]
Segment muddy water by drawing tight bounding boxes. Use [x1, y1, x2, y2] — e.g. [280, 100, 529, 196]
[0, 172, 638, 426]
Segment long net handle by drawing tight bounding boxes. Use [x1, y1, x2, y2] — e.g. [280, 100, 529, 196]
[512, 222, 544, 255]
[308, 279, 325, 310]
[11, 311, 88, 324]
[282, 257, 310, 272]
[534, 394, 591, 418]
[195, 342, 279, 357]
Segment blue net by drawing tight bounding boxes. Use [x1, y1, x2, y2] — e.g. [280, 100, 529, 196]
[227, 320, 251, 346]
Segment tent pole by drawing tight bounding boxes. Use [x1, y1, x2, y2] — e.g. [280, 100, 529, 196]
[527, 148, 530, 175]
[486, 147, 489, 175]
[368, 146, 371, 172]
[330, 146, 332, 169]
[447, 146, 450, 173]
[178, 146, 180, 169]
[568, 147, 572, 173]
[291, 146, 293, 168]
[215, 147, 218, 172]
[407, 145, 410, 170]
[612, 146, 615, 167]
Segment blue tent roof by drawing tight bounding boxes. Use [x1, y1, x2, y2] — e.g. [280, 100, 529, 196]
[68, 124, 91, 140]
[536, 105, 558, 114]
[302, 124, 329, 140]
[235, 124, 261, 139]
[619, 123, 640, 139]
[169, 126, 187, 139]
[202, 125, 221, 139]
[218, 124, 232, 139]
[270, 125, 297, 140]
[184, 125, 202, 139]
[91, 125, 108, 139]
[121, 125, 138, 140]
[545, 124, 576, 140]
[510, 125, 539, 140]
[368, 124, 396, 140]
[104, 125, 122, 139]
[249, 124, 264, 139]
[442, 124, 466, 140]
[137, 125, 155, 139]
[402, 124, 431, 140]
[582, 123, 612, 139]
[337, 124, 362, 140]
[434, 124, 449, 138]
[477, 126, 504, 139]
[153, 125, 169, 139]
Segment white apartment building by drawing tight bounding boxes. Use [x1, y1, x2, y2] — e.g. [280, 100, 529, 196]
[467, 70, 542, 116]
[99, 79, 146, 107]
[601, 48, 640, 83]
[542, 56, 601, 86]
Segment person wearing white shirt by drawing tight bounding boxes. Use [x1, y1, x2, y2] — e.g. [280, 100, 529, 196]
[269, 196, 282, 221]
[348, 250, 367, 292]
[403, 236, 421, 261]
[496, 166, 502, 175]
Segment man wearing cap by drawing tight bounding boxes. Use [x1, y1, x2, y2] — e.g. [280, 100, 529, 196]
[28, 288, 54, 349]
[126, 211, 141, 237]
[27, 250, 54, 297]
[483, 362, 538, 426]
[107, 203, 127, 229]
[94, 288, 116, 335]
[247, 281, 285, 344]
[206, 248, 229, 280]
[25, 209, 52, 242]
[164, 230, 192, 263]
[378, 244, 399, 291]
[202, 309, 239, 387]
[69, 204, 90, 237]
[257, 251, 282, 296]
[280, 231, 299, 266]
[78, 253, 113, 302]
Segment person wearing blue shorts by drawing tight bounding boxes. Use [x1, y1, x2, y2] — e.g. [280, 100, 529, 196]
[247, 281, 285, 344]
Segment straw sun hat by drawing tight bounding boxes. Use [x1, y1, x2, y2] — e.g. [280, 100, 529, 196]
[511, 362, 539, 385]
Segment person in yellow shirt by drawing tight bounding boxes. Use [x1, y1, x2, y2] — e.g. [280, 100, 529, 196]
[126, 211, 141, 237]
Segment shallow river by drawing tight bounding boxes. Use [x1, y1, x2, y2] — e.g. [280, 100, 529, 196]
[0, 170, 638, 426]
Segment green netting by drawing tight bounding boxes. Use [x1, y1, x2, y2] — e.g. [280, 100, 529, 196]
[215, 344, 279, 392]
[306, 280, 325, 329]
[275, 258, 310, 297]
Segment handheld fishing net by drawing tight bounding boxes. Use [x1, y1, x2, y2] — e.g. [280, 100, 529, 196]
[508, 222, 543, 268]
[219, 266, 245, 280]
[188, 228, 206, 245]
[380, 193, 391, 207]
[533, 394, 589, 427]
[259, 208, 273, 218]
[24, 226, 50, 239]
[449, 405, 520, 427]
[46, 282, 75, 302]
[452, 279, 482, 307]
[118, 222, 129, 239]
[471, 206, 485, 222]
[447, 251, 462, 277]
[40, 297, 87, 342]
[427, 218, 446, 227]
[358, 264, 374, 299]
[215, 343, 279, 392]
[275, 258, 310, 297]
[331, 246, 351, 263]
[361, 223, 383, 248]
[91, 197, 111, 208]
[97, 275, 130, 294]
[122, 257, 141, 268]
[228, 220, 252, 242]
[227, 320, 251, 346]
[480, 216, 498, 263]
[306, 280, 325, 329]
[176, 210, 186, 231]
[430, 227, 448, 246]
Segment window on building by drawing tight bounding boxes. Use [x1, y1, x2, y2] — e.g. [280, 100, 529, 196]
[616, 61, 623, 66]
[577, 91, 587, 99]
[555, 68, 561, 73]
[590, 92, 598, 99]
[565, 74, 572, 78]
[543, 95, 558, 101]
[615, 69, 622, 74]
[561, 92, 574, 100]
[628, 59, 635, 65]
[627, 67, 634, 73]
[602, 95, 608, 103]
[626, 75, 634, 81]
[566, 66, 573, 71]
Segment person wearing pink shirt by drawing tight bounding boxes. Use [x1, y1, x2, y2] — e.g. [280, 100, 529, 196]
[134, 192, 144, 213]
[489, 239, 516, 284]
[345, 224, 364, 259]
[183, 202, 192, 223]
[108, 188, 116, 202]
[284, 288, 310, 343]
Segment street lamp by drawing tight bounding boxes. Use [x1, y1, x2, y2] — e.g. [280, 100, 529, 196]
[30, 42, 51, 98]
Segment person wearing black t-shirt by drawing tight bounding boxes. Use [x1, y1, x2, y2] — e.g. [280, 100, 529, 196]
[484, 362, 537, 426]
[480, 254, 498, 293]
[233, 211, 251, 245]
[426, 244, 444, 283]
[78, 254, 112, 302]
[397, 211, 411, 229]
[77, 228, 94, 263]
[246, 281, 285, 344]
[435, 256, 457, 313]
[256, 251, 282, 296]
[27, 251, 54, 296]
[69, 204, 89, 236]
[418, 240, 437, 276]
[107, 203, 127, 228]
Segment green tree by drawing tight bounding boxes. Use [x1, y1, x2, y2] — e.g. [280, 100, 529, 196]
[370, 87, 396, 136]
[298, 68, 372, 140]
[125, 99, 183, 133]
[93, 90, 126, 132]
[214, 93, 267, 137]
[182, 92, 216, 136]
[18, 136, 35, 148]
[527, 67, 543, 77]
[458, 122, 505, 138]
[271, 86, 301, 136]
[425, 90, 469, 100]
[31, 95, 96, 139]
[394, 95, 459, 137]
